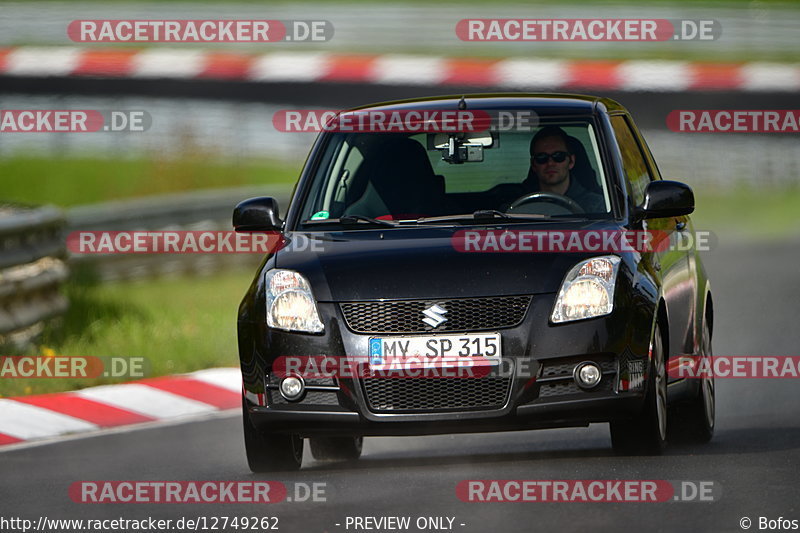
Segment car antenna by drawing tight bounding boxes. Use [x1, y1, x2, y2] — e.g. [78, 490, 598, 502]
[458, 96, 467, 110]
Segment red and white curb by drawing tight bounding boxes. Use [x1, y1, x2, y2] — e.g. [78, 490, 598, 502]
[0, 46, 798, 92]
[0, 368, 241, 449]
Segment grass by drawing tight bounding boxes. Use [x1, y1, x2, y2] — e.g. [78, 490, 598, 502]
[0, 268, 255, 397]
[0, 153, 287, 396]
[691, 186, 800, 241]
[1, 154, 300, 208]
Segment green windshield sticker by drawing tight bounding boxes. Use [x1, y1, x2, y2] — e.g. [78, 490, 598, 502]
[311, 211, 330, 220]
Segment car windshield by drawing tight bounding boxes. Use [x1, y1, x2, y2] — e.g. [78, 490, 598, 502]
[297, 119, 612, 228]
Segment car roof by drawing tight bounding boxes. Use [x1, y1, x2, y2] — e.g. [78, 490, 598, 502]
[346, 93, 626, 117]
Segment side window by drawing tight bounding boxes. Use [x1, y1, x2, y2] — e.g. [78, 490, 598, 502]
[610, 116, 652, 206]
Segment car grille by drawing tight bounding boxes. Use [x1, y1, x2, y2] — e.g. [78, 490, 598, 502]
[541, 360, 616, 378]
[538, 379, 615, 398]
[340, 295, 531, 334]
[362, 376, 511, 413]
[266, 374, 340, 406]
[268, 390, 340, 406]
[536, 359, 617, 400]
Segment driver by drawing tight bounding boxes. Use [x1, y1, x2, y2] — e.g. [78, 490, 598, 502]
[520, 126, 605, 213]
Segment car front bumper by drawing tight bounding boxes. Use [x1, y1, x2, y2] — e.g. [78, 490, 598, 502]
[239, 290, 663, 436]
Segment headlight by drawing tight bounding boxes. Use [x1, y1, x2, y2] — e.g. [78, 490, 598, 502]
[265, 269, 324, 333]
[551, 256, 621, 323]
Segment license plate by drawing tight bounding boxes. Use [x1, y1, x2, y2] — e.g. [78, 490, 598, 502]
[368, 333, 501, 366]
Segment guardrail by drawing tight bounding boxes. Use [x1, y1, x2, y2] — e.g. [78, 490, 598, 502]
[0, 186, 292, 346]
[0, 205, 68, 347]
[67, 185, 293, 281]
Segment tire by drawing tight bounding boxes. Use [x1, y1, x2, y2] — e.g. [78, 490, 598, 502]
[610, 323, 668, 455]
[668, 319, 715, 444]
[309, 436, 363, 461]
[242, 398, 303, 472]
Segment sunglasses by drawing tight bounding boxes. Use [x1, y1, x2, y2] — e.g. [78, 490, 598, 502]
[531, 151, 570, 164]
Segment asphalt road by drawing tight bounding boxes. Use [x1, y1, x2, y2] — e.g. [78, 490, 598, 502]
[2, 238, 799, 533]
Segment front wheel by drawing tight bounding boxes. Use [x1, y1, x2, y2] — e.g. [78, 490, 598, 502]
[610, 323, 668, 455]
[668, 319, 715, 444]
[242, 398, 303, 472]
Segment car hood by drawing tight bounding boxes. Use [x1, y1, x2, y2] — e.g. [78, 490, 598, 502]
[275, 221, 626, 302]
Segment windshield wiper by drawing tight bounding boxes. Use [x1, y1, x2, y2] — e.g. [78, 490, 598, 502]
[415, 211, 549, 224]
[303, 215, 399, 227]
[340, 214, 399, 227]
[472, 210, 517, 220]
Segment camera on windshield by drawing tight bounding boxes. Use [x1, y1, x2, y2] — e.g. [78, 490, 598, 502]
[428, 132, 496, 164]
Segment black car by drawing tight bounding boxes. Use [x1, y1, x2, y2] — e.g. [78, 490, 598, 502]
[234, 94, 715, 471]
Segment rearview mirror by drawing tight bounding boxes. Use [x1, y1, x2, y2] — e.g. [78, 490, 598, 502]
[428, 132, 496, 164]
[233, 197, 282, 231]
[641, 180, 694, 219]
[427, 132, 496, 148]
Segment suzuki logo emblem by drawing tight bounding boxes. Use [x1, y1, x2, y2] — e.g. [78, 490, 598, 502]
[422, 304, 448, 328]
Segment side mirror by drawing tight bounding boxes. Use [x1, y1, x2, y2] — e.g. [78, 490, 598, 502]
[641, 180, 694, 219]
[233, 197, 282, 231]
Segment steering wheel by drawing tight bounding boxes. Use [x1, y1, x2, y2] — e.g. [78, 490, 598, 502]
[507, 192, 585, 214]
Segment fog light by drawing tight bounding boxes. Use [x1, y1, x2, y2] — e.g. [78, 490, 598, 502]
[574, 362, 602, 389]
[279, 376, 305, 401]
